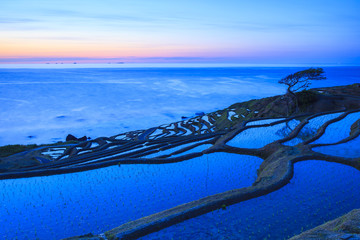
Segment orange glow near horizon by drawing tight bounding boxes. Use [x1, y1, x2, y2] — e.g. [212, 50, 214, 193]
[0, 38, 256, 63]
[0, 40, 150, 58]
[0, 40, 223, 59]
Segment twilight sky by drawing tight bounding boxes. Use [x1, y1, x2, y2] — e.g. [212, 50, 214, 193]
[0, 0, 359, 64]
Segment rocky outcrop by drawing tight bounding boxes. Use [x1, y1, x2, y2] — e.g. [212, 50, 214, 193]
[66, 134, 89, 142]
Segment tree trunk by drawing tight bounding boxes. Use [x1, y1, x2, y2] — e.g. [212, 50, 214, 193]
[286, 87, 300, 114]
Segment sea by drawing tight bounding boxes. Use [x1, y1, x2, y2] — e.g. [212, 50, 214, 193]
[0, 64, 359, 146]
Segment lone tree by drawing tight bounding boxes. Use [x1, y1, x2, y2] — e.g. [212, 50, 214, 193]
[279, 67, 326, 113]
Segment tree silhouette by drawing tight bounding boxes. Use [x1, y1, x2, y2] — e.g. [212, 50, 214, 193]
[279, 68, 326, 113]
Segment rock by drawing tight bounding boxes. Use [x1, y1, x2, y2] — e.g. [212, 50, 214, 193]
[195, 112, 205, 116]
[66, 134, 77, 141]
[66, 134, 88, 142]
[77, 136, 88, 141]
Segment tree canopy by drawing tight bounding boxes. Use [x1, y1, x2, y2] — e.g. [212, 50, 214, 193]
[279, 68, 326, 94]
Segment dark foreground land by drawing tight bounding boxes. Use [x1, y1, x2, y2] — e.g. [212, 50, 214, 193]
[1, 83, 360, 240]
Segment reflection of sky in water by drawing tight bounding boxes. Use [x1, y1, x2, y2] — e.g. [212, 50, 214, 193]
[313, 135, 360, 158]
[143, 160, 360, 240]
[0, 153, 262, 240]
[283, 112, 343, 146]
[312, 112, 360, 145]
[0, 66, 359, 146]
[227, 120, 299, 148]
[311, 111, 360, 158]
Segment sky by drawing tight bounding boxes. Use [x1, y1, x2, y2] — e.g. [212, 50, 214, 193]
[0, 0, 359, 64]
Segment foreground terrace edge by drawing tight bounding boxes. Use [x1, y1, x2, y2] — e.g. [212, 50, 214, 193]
[290, 208, 360, 240]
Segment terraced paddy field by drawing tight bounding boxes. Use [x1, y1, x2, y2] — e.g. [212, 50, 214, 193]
[0, 84, 359, 240]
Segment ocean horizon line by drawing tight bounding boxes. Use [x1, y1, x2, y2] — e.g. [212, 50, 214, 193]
[0, 62, 359, 69]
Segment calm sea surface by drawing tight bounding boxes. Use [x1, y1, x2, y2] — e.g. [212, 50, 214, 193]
[0, 64, 359, 146]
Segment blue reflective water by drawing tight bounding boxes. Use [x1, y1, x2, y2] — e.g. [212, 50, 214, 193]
[143, 160, 360, 240]
[0, 66, 359, 146]
[0, 153, 262, 240]
[284, 112, 343, 146]
[227, 120, 299, 148]
[313, 136, 360, 158]
[312, 112, 360, 145]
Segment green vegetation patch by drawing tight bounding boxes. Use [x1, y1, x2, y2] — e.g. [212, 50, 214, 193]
[297, 90, 319, 108]
[0, 144, 39, 158]
[0, 141, 79, 158]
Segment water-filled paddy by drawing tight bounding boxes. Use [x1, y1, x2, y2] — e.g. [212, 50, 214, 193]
[283, 112, 343, 146]
[312, 111, 360, 145]
[0, 153, 262, 240]
[313, 135, 360, 158]
[143, 160, 360, 240]
[227, 119, 299, 148]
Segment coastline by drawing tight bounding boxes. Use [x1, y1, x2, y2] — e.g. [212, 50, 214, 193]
[2, 83, 359, 174]
[1, 66, 360, 147]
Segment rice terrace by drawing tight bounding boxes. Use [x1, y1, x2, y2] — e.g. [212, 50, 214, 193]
[1, 80, 360, 239]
